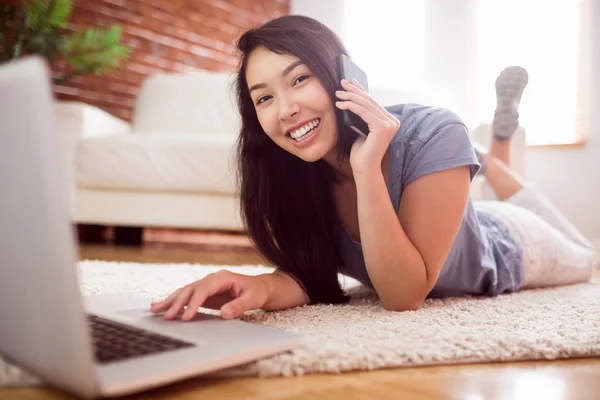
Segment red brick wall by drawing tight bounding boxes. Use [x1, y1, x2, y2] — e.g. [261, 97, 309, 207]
[52, 0, 289, 121]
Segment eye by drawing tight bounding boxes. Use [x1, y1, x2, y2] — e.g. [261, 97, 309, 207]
[294, 75, 310, 85]
[256, 95, 272, 105]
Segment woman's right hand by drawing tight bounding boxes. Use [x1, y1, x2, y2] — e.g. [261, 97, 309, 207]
[150, 270, 272, 321]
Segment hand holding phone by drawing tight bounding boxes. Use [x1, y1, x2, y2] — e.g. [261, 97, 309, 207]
[337, 54, 370, 136]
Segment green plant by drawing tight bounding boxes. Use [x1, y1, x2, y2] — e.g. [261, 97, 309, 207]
[0, 0, 130, 84]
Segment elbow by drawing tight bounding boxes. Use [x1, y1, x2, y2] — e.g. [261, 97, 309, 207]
[380, 284, 430, 312]
[381, 298, 423, 312]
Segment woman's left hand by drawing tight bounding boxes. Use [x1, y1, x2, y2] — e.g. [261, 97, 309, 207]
[335, 79, 401, 176]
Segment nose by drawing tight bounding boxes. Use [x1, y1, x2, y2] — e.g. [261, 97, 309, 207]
[278, 95, 300, 122]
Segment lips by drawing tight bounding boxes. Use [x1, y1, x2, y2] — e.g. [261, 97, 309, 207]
[286, 118, 320, 137]
[288, 117, 321, 148]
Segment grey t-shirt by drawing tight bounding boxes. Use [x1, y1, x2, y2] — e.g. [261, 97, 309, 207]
[338, 104, 524, 297]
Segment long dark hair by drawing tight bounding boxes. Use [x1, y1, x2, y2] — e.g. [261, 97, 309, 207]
[234, 15, 358, 304]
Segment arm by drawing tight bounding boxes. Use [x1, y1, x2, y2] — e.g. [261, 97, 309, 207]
[355, 165, 471, 311]
[335, 79, 475, 311]
[260, 269, 311, 311]
[151, 268, 311, 321]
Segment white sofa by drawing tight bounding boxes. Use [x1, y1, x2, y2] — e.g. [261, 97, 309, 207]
[57, 71, 525, 235]
[58, 71, 244, 233]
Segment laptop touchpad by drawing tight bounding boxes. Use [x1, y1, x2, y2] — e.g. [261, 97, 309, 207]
[118, 308, 222, 322]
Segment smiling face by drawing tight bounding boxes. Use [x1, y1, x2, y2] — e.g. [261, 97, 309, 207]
[245, 47, 339, 163]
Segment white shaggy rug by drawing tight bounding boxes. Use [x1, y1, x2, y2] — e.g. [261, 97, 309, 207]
[2, 260, 600, 387]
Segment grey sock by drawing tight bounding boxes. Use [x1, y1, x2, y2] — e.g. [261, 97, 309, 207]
[492, 66, 529, 140]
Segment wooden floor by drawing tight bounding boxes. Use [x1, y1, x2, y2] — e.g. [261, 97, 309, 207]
[2, 240, 600, 400]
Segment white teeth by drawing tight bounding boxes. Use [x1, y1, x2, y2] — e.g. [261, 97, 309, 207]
[290, 118, 320, 139]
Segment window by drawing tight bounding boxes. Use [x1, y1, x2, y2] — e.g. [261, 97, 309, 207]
[474, 0, 586, 146]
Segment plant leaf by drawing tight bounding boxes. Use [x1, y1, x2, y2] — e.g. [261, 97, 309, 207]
[48, 0, 72, 29]
[24, 0, 47, 31]
[62, 24, 130, 74]
[25, 0, 73, 33]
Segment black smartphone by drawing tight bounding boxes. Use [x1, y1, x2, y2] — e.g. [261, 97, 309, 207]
[337, 54, 370, 136]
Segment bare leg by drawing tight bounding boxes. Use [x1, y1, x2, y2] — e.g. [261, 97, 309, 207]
[480, 152, 526, 201]
[489, 139, 511, 167]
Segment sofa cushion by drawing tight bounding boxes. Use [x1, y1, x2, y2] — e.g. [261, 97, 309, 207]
[76, 133, 238, 195]
[131, 71, 241, 136]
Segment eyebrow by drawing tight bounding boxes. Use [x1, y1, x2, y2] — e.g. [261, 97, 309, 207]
[248, 60, 305, 93]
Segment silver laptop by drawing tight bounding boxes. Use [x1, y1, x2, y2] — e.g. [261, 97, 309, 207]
[0, 57, 303, 398]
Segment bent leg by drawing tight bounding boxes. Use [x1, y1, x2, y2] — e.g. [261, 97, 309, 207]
[476, 201, 597, 289]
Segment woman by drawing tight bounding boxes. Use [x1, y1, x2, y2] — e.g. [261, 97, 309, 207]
[151, 15, 597, 321]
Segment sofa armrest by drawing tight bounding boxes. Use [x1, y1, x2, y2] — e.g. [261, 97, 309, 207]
[56, 100, 131, 165]
[55, 101, 131, 215]
[56, 101, 131, 139]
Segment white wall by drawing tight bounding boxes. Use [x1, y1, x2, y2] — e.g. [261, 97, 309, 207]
[290, 0, 600, 247]
[290, 0, 346, 36]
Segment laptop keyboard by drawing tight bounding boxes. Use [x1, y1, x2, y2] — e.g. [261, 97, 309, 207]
[87, 314, 195, 364]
